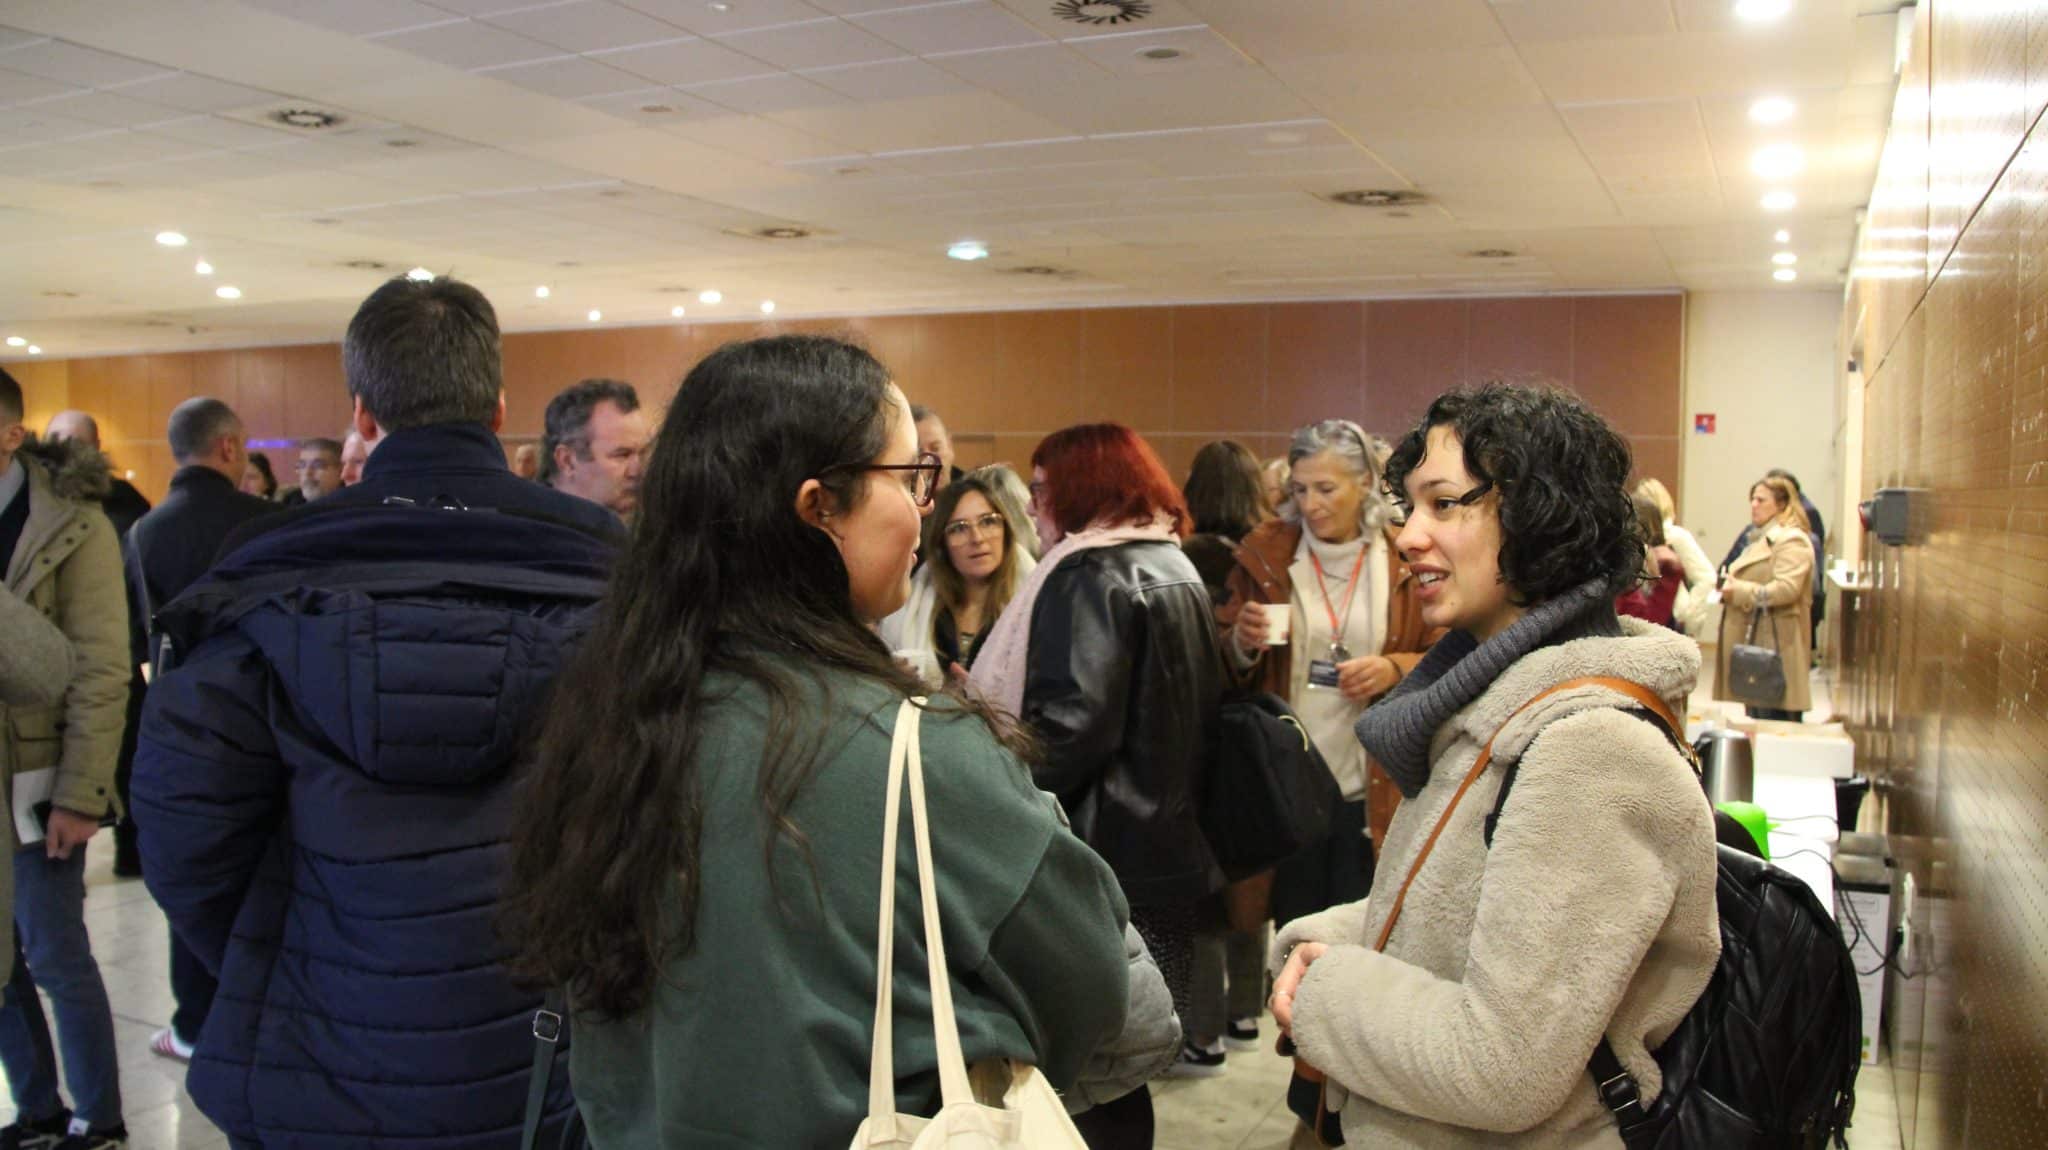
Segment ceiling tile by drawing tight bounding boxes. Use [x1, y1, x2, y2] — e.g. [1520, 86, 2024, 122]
[483, 1, 691, 53]
[113, 73, 280, 113]
[416, 0, 538, 12]
[147, 114, 302, 149]
[808, 0, 934, 12]
[0, 105, 115, 146]
[801, 57, 974, 101]
[593, 35, 775, 83]
[29, 90, 184, 129]
[477, 55, 652, 98]
[243, 0, 458, 37]
[712, 17, 904, 70]
[1493, 0, 1680, 45]
[1067, 25, 1256, 76]
[0, 28, 44, 53]
[0, 39, 176, 88]
[0, 66, 80, 106]
[1181, 0, 1505, 62]
[615, 0, 830, 36]
[849, 1, 1046, 56]
[661, 112, 853, 161]
[372, 19, 563, 70]
[991, 0, 1205, 41]
[576, 85, 732, 122]
[685, 71, 850, 113]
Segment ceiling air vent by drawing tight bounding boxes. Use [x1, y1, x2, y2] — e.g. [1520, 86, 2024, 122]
[1467, 249, 1518, 260]
[1053, 0, 1152, 26]
[339, 259, 390, 271]
[757, 226, 811, 240]
[1326, 189, 1426, 208]
[654, 285, 695, 294]
[1006, 265, 1072, 277]
[271, 107, 344, 130]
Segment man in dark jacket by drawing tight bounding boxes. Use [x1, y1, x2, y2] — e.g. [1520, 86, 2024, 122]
[122, 396, 274, 1067]
[43, 411, 151, 878]
[133, 276, 619, 1150]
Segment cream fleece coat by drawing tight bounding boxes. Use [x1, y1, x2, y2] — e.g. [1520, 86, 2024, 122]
[1273, 619, 1720, 1148]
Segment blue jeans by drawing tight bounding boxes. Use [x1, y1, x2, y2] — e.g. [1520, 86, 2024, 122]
[0, 847, 122, 1127]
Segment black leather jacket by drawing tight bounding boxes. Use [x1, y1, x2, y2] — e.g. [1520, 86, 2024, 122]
[1022, 539, 1224, 908]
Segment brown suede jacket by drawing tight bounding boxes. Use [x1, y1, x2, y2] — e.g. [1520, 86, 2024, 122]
[1218, 519, 1442, 844]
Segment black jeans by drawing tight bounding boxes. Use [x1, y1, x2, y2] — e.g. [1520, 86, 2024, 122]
[169, 932, 216, 1045]
[1270, 799, 1375, 930]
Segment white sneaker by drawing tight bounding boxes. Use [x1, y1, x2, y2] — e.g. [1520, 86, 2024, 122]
[1163, 1038, 1227, 1078]
[147, 1028, 193, 1063]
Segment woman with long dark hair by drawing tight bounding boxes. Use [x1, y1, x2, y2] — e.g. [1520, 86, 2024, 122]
[501, 336, 1133, 1146]
[240, 451, 278, 500]
[971, 423, 1225, 1148]
[1267, 385, 1718, 1147]
[1181, 439, 1271, 602]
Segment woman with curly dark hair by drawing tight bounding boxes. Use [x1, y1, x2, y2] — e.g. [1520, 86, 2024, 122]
[1266, 384, 1720, 1148]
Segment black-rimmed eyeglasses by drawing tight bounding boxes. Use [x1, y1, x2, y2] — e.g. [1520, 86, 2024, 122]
[823, 451, 945, 509]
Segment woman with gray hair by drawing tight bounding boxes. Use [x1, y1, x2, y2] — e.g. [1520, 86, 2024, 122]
[1219, 420, 1441, 936]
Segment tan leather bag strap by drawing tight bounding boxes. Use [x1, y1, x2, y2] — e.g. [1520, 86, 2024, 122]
[1370, 676, 1681, 952]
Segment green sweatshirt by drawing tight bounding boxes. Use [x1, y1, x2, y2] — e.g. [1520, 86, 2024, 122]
[570, 666, 1132, 1148]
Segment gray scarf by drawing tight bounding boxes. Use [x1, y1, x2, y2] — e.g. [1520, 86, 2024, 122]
[1355, 579, 1621, 798]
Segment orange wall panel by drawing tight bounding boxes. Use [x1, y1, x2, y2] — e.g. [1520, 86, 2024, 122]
[1366, 299, 1469, 435]
[1169, 304, 1267, 433]
[1267, 302, 1365, 434]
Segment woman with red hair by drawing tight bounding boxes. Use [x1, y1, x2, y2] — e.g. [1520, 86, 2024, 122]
[971, 423, 1225, 1149]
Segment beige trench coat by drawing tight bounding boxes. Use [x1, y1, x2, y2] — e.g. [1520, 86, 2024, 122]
[1713, 523, 1814, 713]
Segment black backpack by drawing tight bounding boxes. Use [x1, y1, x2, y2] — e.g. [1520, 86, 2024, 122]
[1200, 690, 1343, 879]
[1486, 706, 1862, 1149]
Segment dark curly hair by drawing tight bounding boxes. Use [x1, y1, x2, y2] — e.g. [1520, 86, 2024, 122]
[1384, 384, 1644, 603]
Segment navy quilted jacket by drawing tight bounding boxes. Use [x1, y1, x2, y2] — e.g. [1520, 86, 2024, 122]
[132, 431, 616, 1149]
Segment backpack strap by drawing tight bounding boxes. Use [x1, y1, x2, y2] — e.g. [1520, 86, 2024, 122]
[520, 989, 567, 1150]
[1373, 676, 1683, 952]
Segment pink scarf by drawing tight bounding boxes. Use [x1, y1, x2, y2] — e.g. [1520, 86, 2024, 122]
[967, 518, 1180, 721]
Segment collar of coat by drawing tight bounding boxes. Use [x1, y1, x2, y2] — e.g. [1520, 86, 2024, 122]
[1427, 616, 1701, 774]
[1232, 518, 1413, 603]
[5, 444, 113, 593]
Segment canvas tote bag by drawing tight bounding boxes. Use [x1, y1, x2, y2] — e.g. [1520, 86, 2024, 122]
[849, 700, 1090, 1150]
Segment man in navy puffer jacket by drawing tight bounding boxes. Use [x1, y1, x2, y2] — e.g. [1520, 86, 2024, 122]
[132, 275, 622, 1150]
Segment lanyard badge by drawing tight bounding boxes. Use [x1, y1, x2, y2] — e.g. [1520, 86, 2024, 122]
[1305, 545, 1366, 690]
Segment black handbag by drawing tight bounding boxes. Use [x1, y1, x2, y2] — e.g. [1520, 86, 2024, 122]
[1726, 599, 1789, 707]
[1201, 690, 1342, 880]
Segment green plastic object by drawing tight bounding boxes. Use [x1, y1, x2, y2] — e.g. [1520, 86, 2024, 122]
[1717, 800, 1774, 860]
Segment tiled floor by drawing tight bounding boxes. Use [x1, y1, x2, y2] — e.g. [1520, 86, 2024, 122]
[4, 659, 1901, 1149]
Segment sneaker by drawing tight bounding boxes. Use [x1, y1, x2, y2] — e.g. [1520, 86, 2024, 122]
[52, 1118, 126, 1150]
[1164, 1038, 1227, 1078]
[0, 1111, 71, 1150]
[148, 1027, 193, 1063]
[1225, 1016, 1260, 1052]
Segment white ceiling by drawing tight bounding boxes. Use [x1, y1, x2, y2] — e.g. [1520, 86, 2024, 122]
[0, 0, 1900, 358]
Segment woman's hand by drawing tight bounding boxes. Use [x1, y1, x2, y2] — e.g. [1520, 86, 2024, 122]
[1270, 941, 1330, 1033]
[1232, 601, 1272, 652]
[1337, 655, 1398, 703]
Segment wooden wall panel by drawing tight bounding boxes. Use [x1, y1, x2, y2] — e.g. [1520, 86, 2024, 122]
[1841, 5, 2048, 1148]
[26, 293, 1683, 501]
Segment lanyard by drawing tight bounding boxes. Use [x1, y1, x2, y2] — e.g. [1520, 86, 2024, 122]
[1308, 543, 1368, 647]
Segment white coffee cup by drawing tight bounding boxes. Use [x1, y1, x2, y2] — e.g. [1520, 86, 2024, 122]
[1260, 602, 1291, 647]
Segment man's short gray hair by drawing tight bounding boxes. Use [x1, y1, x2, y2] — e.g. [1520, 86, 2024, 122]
[167, 397, 241, 463]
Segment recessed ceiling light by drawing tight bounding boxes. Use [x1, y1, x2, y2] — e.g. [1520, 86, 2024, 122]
[671, 305, 686, 318]
[1773, 251, 1798, 265]
[1773, 268, 1798, 282]
[156, 231, 188, 247]
[760, 300, 776, 314]
[1774, 229, 1791, 243]
[1735, 0, 1792, 22]
[4, 337, 23, 347]
[700, 289, 722, 304]
[708, 1, 730, 9]
[1761, 190, 1797, 211]
[1750, 144, 1805, 179]
[1749, 96, 1797, 124]
[215, 285, 242, 299]
[194, 260, 213, 276]
[405, 267, 434, 282]
[588, 309, 603, 322]
[535, 285, 550, 299]
[639, 103, 675, 115]
[948, 241, 989, 261]
[26, 346, 40, 356]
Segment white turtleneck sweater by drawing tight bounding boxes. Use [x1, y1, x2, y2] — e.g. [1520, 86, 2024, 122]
[1290, 529, 1390, 802]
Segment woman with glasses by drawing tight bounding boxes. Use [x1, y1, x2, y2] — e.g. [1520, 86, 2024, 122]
[503, 337, 1137, 1147]
[1267, 385, 1717, 1148]
[970, 423, 1225, 1149]
[878, 466, 1037, 687]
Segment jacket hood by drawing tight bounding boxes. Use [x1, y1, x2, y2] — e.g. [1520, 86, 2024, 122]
[159, 500, 615, 787]
[18, 435, 113, 503]
[1437, 616, 1701, 767]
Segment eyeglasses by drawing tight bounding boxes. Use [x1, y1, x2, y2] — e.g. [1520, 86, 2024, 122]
[825, 451, 944, 509]
[943, 512, 1006, 542]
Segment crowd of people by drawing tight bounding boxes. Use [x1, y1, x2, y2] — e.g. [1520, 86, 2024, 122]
[0, 272, 1827, 1149]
